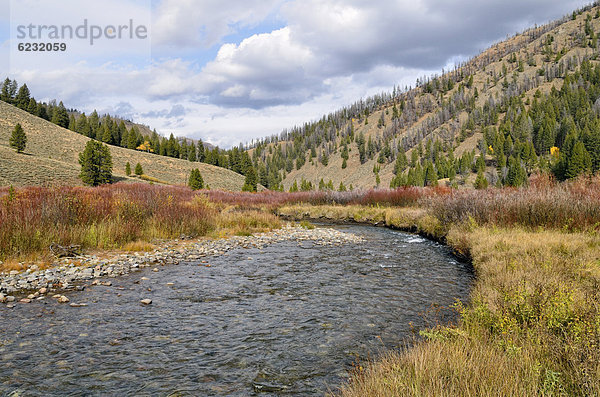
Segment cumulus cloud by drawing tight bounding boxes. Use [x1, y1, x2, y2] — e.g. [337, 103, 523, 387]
[198, 27, 322, 108]
[152, 0, 285, 48]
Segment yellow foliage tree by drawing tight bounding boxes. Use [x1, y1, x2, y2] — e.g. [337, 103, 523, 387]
[137, 141, 153, 153]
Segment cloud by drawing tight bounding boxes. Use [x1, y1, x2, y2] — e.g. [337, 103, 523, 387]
[283, 0, 587, 71]
[142, 103, 186, 118]
[197, 27, 322, 108]
[152, 0, 284, 48]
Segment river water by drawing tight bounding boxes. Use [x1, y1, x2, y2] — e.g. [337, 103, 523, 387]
[0, 224, 473, 396]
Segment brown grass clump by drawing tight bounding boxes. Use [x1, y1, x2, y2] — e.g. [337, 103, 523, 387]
[121, 240, 155, 252]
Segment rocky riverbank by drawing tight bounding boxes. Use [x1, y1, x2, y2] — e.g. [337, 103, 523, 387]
[0, 224, 364, 308]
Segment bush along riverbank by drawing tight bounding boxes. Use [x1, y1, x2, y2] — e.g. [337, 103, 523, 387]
[278, 182, 600, 395]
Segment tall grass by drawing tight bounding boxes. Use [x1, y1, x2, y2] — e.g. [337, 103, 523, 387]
[0, 183, 280, 262]
[426, 175, 600, 231]
[203, 186, 450, 208]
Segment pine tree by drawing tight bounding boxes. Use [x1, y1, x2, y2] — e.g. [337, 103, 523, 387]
[14, 84, 30, 109]
[0, 78, 12, 102]
[188, 168, 204, 190]
[51, 101, 70, 129]
[125, 162, 131, 176]
[127, 127, 138, 149]
[341, 158, 347, 169]
[26, 98, 37, 114]
[474, 168, 489, 189]
[566, 141, 591, 179]
[79, 140, 113, 186]
[197, 139, 205, 162]
[9, 123, 26, 153]
[424, 160, 438, 186]
[338, 181, 347, 192]
[101, 124, 113, 144]
[187, 142, 197, 162]
[242, 166, 258, 192]
[134, 162, 143, 176]
[289, 180, 299, 192]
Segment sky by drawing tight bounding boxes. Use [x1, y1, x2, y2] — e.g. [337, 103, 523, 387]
[0, 0, 591, 148]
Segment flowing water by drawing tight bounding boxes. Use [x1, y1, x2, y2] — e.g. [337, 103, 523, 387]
[0, 224, 473, 396]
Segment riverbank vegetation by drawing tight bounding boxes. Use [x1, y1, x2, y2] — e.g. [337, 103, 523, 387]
[0, 184, 280, 270]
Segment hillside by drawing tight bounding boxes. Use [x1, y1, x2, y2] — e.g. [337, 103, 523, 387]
[0, 100, 247, 190]
[248, 3, 600, 191]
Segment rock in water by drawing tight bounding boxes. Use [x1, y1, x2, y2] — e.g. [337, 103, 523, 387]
[57, 295, 70, 303]
[140, 299, 152, 305]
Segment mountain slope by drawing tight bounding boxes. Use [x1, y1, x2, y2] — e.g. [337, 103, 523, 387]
[0, 101, 247, 190]
[249, 3, 600, 191]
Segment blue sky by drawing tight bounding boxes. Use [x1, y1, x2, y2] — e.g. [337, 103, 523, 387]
[0, 0, 591, 148]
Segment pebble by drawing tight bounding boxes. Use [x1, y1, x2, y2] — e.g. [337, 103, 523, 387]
[140, 299, 152, 305]
[0, 225, 365, 301]
[69, 303, 88, 307]
[19, 298, 31, 303]
[57, 295, 69, 303]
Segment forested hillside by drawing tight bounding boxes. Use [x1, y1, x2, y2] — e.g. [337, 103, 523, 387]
[243, 3, 600, 191]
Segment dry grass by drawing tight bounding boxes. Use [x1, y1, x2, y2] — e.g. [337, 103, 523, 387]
[340, 228, 600, 396]
[121, 240, 156, 252]
[0, 183, 281, 269]
[0, 101, 247, 190]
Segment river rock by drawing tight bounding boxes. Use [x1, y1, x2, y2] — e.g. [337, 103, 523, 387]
[140, 299, 152, 305]
[57, 295, 70, 303]
[19, 298, 31, 303]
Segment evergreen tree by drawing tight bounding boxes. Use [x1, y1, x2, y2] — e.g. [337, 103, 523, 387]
[36, 103, 49, 120]
[68, 114, 77, 131]
[9, 123, 26, 153]
[566, 141, 591, 179]
[424, 160, 438, 186]
[134, 162, 143, 176]
[188, 168, 204, 190]
[26, 98, 38, 114]
[101, 124, 113, 144]
[127, 127, 138, 149]
[342, 158, 347, 169]
[242, 166, 258, 192]
[474, 168, 489, 189]
[88, 110, 100, 138]
[289, 180, 299, 192]
[188, 142, 197, 161]
[79, 140, 113, 186]
[51, 101, 70, 129]
[125, 162, 131, 176]
[197, 139, 205, 162]
[14, 84, 30, 109]
[338, 181, 347, 192]
[0, 78, 12, 102]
